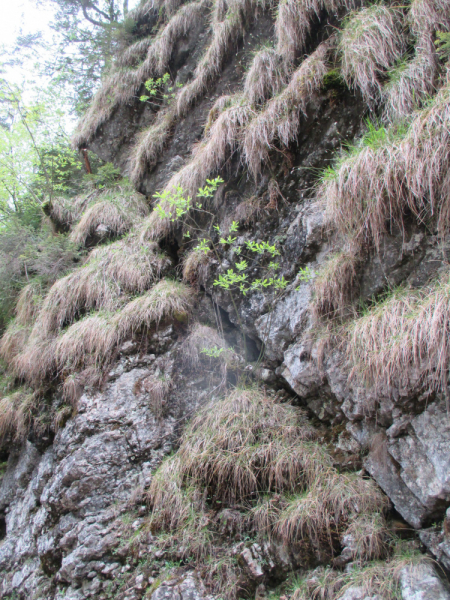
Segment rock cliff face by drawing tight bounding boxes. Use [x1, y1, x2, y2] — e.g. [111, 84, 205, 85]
[3, 0, 450, 598]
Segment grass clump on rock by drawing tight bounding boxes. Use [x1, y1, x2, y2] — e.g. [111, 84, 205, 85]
[143, 387, 391, 598]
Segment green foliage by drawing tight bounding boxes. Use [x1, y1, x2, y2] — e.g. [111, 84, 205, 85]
[140, 73, 183, 105]
[296, 266, 315, 288]
[321, 68, 346, 91]
[152, 177, 288, 299]
[200, 346, 225, 358]
[37, 0, 135, 115]
[153, 177, 223, 222]
[0, 221, 80, 329]
[0, 79, 85, 221]
[83, 162, 121, 189]
[436, 31, 450, 60]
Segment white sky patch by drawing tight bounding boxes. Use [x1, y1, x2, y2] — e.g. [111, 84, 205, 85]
[0, 1, 54, 47]
[0, 0, 143, 48]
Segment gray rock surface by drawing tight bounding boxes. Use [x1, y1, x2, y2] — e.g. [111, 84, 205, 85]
[150, 574, 212, 600]
[0, 330, 221, 599]
[400, 563, 450, 600]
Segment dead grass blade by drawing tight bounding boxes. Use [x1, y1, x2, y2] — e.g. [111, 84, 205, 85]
[242, 40, 332, 179]
[70, 184, 149, 246]
[340, 5, 407, 105]
[347, 272, 450, 397]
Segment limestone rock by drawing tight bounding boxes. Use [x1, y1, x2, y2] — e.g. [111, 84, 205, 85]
[400, 563, 450, 600]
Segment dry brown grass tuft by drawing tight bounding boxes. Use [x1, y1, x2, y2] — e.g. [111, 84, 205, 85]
[73, 1, 205, 148]
[243, 47, 289, 106]
[72, 69, 144, 149]
[408, 0, 450, 38]
[115, 36, 154, 69]
[116, 279, 194, 337]
[292, 549, 429, 600]
[243, 40, 332, 179]
[340, 5, 407, 105]
[47, 194, 90, 228]
[233, 196, 264, 226]
[139, 97, 252, 240]
[127, 108, 178, 185]
[383, 39, 439, 122]
[343, 513, 391, 564]
[0, 388, 35, 443]
[0, 321, 31, 365]
[13, 278, 190, 387]
[182, 248, 211, 286]
[12, 336, 57, 385]
[33, 238, 171, 337]
[313, 250, 360, 320]
[70, 185, 149, 246]
[321, 80, 450, 248]
[135, 373, 172, 417]
[275, 0, 355, 63]
[177, 0, 268, 116]
[347, 272, 450, 396]
[15, 282, 43, 326]
[54, 312, 119, 375]
[276, 472, 388, 556]
[177, 388, 322, 502]
[176, 13, 242, 116]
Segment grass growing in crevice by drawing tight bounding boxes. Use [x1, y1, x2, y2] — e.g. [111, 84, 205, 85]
[70, 183, 149, 246]
[73, 0, 208, 148]
[139, 95, 253, 240]
[12, 279, 194, 386]
[312, 250, 360, 320]
[275, 0, 357, 63]
[127, 108, 178, 185]
[30, 238, 171, 338]
[143, 387, 391, 598]
[176, 0, 271, 117]
[408, 0, 450, 39]
[346, 270, 450, 398]
[291, 545, 429, 599]
[0, 387, 36, 444]
[243, 47, 290, 106]
[182, 248, 212, 286]
[319, 80, 450, 251]
[339, 4, 407, 105]
[134, 373, 172, 418]
[243, 39, 333, 180]
[383, 39, 439, 122]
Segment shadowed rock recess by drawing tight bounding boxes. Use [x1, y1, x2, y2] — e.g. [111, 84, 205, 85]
[4, 0, 450, 598]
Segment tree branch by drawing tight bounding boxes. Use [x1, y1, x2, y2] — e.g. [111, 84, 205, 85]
[81, 4, 109, 28]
